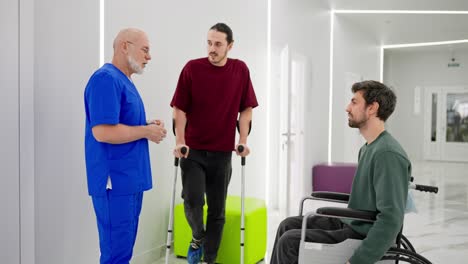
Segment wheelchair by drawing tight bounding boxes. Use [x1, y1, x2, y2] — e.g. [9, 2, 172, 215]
[298, 182, 438, 264]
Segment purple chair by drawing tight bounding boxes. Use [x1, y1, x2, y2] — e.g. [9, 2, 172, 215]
[312, 163, 357, 194]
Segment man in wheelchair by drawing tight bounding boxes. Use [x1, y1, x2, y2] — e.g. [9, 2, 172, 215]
[271, 81, 410, 264]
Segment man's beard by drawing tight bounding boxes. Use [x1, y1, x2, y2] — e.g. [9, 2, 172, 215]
[209, 51, 227, 64]
[128, 55, 144, 74]
[348, 115, 367, 128]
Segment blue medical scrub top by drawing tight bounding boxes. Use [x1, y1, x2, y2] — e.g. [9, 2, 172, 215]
[84, 63, 152, 196]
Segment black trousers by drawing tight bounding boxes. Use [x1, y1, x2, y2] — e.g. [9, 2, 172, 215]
[180, 149, 232, 263]
[270, 216, 365, 264]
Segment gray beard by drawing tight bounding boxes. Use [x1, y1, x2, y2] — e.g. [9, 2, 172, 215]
[128, 56, 143, 74]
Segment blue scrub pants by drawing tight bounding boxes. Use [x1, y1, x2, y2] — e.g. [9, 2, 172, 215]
[92, 190, 143, 264]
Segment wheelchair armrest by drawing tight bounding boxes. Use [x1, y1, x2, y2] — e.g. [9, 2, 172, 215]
[299, 192, 349, 216]
[316, 206, 377, 222]
[311, 191, 350, 202]
[300, 207, 377, 242]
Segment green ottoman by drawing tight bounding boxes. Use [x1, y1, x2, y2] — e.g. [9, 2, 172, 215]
[173, 196, 267, 264]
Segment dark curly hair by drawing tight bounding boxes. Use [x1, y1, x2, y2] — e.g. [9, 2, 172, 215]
[351, 80, 397, 122]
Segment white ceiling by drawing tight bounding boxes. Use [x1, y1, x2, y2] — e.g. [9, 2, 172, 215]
[336, 13, 468, 45]
[326, 0, 468, 52]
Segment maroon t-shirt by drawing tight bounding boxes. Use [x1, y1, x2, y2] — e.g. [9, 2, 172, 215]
[170, 57, 258, 152]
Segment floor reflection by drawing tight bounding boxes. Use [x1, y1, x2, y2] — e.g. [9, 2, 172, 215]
[403, 161, 468, 264]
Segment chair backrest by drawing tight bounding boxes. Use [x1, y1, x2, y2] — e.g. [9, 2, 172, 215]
[312, 163, 357, 193]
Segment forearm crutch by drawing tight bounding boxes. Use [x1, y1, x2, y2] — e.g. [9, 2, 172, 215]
[237, 120, 251, 264]
[237, 145, 246, 264]
[166, 122, 187, 264]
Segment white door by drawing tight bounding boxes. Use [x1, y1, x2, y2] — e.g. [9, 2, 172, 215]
[278, 45, 306, 217]
[288, 55, 305, 216]
[424, 86, 468, 162]
[278, 45, 289, 216]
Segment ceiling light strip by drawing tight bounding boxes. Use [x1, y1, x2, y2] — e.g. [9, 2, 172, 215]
[328, 11, 335, 163]
[383, 39, 468, 49]
[333, 10, 468, 14]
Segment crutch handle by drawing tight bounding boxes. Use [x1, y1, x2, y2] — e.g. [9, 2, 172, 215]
[181, 146, 188, 155]
[237, 145, 246, 166]
[174, 147, 188, 166]
[237, 145, 244, 153]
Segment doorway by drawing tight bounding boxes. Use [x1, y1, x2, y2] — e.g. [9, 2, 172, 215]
[424, 86, 468, 162]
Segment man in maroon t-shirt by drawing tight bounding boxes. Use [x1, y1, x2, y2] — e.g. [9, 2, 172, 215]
[170, 23, 258, 264]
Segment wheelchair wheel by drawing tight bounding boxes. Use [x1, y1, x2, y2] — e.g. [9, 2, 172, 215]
[381, 247, 432, 264]
[400, 234, 416, 252]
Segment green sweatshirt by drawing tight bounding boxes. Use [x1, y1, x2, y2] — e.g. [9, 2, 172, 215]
[341, 131, 411, 264]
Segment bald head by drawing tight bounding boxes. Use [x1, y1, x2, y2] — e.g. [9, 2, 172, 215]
[113, 28, 147, 51]
[111, 28, 151, 76]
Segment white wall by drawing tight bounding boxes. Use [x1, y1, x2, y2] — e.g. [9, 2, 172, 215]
[0, 0, 20, 262]
[103, 2, 268, 262]
[34, 0, 99, 263]
[1, 0, 35, 263]
[384, 48, 468, 161]
[19, 0, 35, 263]
[331, 15, 380, 162]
